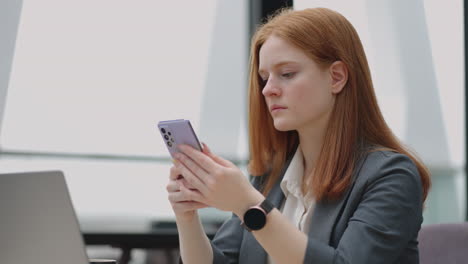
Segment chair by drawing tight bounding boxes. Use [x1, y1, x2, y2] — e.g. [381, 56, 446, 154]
[418, 222, 468, 264]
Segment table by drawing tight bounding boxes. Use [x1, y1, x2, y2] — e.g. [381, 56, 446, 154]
[81, 219, 223, 264]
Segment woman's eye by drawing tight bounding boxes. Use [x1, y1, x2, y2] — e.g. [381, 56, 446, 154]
[282, 72, 296, 78]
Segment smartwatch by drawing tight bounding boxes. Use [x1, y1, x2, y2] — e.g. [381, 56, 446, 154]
[241, 199, 274, 231]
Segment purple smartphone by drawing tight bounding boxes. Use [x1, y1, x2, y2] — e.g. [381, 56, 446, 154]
[157, 119, 202, 158]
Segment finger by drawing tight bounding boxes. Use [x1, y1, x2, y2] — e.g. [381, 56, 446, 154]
[178, 144, 220, 174]
[169, 165, 183, 180]
[168, 190, 187, 203]
[178, 178, 196, 190]
[179, 182, 206, 204]
[168, 185, 204, 203]
[172, 201, 208, 212]
[175, 159, 208, 194]
[166, 181, 180, 193]
[201, 142, 233, 168]
[175, 151, 212, 186]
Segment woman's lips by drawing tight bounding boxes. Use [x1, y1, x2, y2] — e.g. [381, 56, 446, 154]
[270, 105, 287, 113]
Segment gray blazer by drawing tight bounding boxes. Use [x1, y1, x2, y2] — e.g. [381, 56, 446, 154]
[210, 149, 423, 263]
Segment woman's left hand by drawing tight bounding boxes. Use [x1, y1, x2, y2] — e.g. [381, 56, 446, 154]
[173, 143, 264, 217]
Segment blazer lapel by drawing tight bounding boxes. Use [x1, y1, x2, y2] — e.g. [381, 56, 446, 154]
[307, 152, 369, 243]
[307, 189, 352, 243]
[268, 175, 286, 207]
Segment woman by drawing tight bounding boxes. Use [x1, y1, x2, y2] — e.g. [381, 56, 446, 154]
[166, 7, 431, 264]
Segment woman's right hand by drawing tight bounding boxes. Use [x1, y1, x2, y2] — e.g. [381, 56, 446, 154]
[167, 164, 208, 222]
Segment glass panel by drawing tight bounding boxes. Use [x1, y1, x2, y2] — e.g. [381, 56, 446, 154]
[294, 0, 466, 223]
[0, 0, 248, 221]
[0, 156, 174, 218]
[2, 0, 216, 156]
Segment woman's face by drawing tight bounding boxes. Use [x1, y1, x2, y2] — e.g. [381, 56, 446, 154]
[258, 35, 337, 132]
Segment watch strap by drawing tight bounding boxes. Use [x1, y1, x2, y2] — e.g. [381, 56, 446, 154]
[259, 199, 274, 215]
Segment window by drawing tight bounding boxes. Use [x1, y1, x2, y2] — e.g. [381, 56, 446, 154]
[294, 0, 465, 223]
[0, 0, 248, 220]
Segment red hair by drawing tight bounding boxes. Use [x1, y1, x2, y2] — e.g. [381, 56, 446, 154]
[247, 8, 431, 202]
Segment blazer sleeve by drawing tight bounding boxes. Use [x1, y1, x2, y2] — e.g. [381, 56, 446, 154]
[210, 175, 265, 264]
[304, 152, 424, 264]
[210, 213, 244, 263]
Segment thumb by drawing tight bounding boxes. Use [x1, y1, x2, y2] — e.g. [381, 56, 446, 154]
[202, 142, 232, 167]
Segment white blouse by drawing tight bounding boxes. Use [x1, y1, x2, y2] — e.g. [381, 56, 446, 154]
[268, 145, 316, 264]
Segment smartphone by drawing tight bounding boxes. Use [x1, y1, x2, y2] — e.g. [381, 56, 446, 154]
[157, 119, 202, 159]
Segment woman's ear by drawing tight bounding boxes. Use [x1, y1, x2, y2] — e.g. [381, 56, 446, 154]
[329, 61, 348, 94]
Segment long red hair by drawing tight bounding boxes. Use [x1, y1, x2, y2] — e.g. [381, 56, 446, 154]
[248, 8, 431, 202]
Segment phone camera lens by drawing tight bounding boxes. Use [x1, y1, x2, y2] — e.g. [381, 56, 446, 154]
[161, 128, 166, 134]
[164, 135, 169, 140]
[167, 141, 172, 147]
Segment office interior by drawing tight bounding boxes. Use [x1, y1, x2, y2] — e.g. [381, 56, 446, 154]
[0, 0, 466, 263]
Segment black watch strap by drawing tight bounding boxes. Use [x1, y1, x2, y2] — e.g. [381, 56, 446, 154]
[259, 199, 274, 214]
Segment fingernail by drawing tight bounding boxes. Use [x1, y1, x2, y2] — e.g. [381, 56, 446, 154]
[202, 142, 210, 152]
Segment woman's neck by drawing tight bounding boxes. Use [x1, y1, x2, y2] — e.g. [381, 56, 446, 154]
[297, 122, 328, 177]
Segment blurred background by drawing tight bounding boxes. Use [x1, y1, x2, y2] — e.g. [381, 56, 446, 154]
[0, 0, 465, 263]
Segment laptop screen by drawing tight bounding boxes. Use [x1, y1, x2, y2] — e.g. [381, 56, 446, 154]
[0, 171, 89, 264]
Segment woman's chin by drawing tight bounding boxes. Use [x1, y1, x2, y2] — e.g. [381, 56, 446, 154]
[273, 120, 293, 131]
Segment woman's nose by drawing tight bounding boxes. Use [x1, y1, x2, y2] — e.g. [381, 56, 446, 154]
[261, 78, 281, 97]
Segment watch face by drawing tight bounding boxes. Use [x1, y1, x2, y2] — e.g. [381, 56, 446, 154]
[244, 208, 266, 230]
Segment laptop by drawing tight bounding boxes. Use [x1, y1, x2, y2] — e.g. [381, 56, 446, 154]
[0, 171, 91, 264]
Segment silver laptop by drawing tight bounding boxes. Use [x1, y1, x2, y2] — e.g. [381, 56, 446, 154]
[0, 171, 90, 264]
